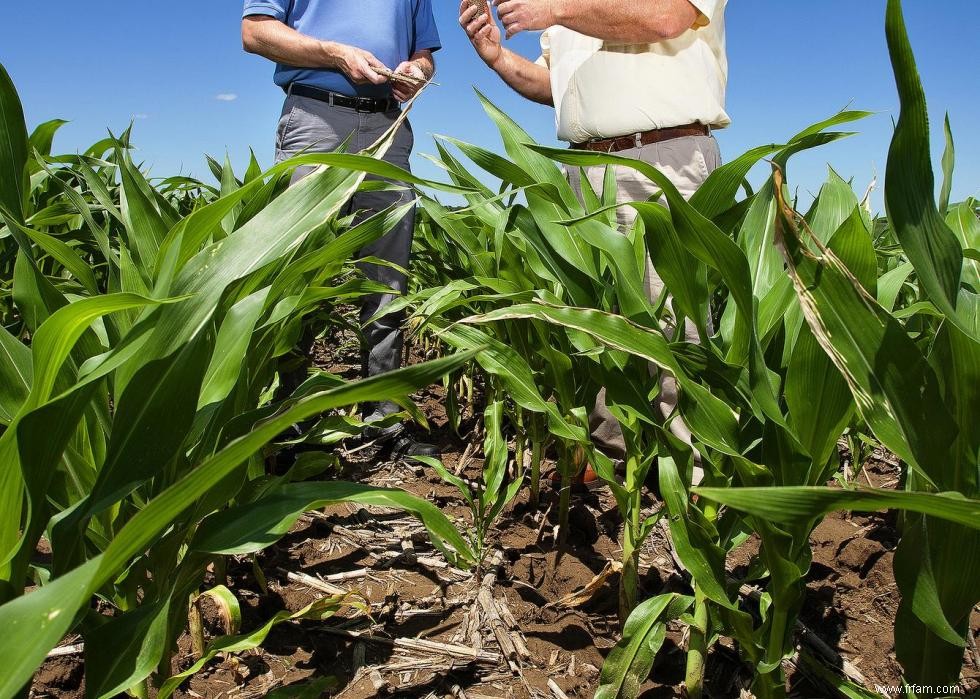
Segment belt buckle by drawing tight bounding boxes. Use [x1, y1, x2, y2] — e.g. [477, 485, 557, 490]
[354, 97, 375, 113]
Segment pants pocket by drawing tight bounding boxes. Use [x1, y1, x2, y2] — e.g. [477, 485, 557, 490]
[696, 136, 721, 178]
[274, 97, 298, 160]
[693, 146, 710, 182]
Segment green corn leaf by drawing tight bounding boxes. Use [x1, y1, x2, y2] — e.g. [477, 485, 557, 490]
[739, 178, 782, 301]
[892, 319, 980, 686]
[71, 153, 124, 224]
[806, 168, 864, 246]
[117, 147, 169, 276]
[658, 454, 741, 612]
[244, 147, 263, 184]
[692, 486, 979, 530]
[198, 287, 271, 407]
[786, 110, 871, 143]
[876, 261, 915, 311]
[53, 332, 214, 564]
[475, 88, 580, 212]
[117, 162, 368, 397]
[0, 326, 32, 425]
[884, 0, 971, 338]
[436, 134, 539, 190]
[414, 455, 475, 511]
[0, 558, 100, 698]
[784, 324, 852, 467]
[638, 200, 709, 339]
[0, 63, 28, 221]
[938, 114, 954, 216]
[475, 91, 605, 285]
[27, 119, 67, 160]
[219, 151, 242, 237]
[595, 593, 693, 699]
[946, 200, 979, 288]
[893, 515, 979, 686]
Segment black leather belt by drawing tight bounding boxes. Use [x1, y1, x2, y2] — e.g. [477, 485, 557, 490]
[288, 83, 398, 113]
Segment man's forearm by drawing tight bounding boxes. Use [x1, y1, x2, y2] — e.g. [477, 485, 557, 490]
[492, 49, 553, 106]
[551, 0, 698, 43]
[242, 16, 344, 70]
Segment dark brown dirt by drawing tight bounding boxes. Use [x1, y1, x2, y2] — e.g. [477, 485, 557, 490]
[28, 332, 980, 699]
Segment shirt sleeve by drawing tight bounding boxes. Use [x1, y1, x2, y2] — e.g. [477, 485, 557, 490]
[413, 0, 442, 52]
[536, 29, 551, 68]
[242, 0, 288, 20]
[688, 0, 723, 28]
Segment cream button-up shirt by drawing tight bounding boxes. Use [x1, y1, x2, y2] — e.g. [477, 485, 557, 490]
[537, 0, 730, 144]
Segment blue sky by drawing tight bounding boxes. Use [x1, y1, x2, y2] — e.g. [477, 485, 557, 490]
[0, 1, 976, 213]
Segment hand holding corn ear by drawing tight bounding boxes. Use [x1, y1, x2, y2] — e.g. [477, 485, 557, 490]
[459, 0, 503, 67]
[465, 0, 493, 15]
[389, 61, 427, 102]
[495, 0, 558, 38]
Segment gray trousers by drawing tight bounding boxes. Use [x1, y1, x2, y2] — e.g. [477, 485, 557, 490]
[275, 94, 415, 416]
[568, 134, 721, 483]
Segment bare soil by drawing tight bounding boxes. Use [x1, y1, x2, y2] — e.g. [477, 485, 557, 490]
[29, 332, 980, 699]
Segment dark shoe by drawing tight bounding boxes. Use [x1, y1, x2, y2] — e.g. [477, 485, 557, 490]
[392, 435, 441, 459]
[361, 421, 406, 444]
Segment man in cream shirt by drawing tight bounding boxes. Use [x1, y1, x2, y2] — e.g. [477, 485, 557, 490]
[460, 0, 728, 475]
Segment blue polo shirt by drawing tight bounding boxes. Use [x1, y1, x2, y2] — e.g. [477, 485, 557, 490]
[243, 0, 441, 98]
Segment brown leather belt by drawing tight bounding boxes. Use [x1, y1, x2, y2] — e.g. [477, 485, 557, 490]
[572, 123, 710, 152]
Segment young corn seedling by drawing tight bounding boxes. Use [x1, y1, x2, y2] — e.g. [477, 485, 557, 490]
[415, 399, 523, 569]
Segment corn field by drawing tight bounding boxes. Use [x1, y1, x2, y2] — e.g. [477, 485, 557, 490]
[0, 1, 977, 698]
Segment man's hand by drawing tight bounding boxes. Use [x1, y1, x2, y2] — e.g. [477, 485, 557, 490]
[336, 45, 389, 85]
[459, 0, 503, 68]
[494, 0, 559, 39]
[391, 61, 426, 102]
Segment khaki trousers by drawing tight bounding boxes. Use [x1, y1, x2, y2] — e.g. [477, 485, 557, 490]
[568, 134, 721, 484]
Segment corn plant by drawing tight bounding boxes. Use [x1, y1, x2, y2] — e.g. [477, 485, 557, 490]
[0, 64, 479, 698]
[415, 398, 524, 568]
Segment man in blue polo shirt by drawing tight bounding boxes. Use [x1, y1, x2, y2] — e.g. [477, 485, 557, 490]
[243, 0, 441, 457]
